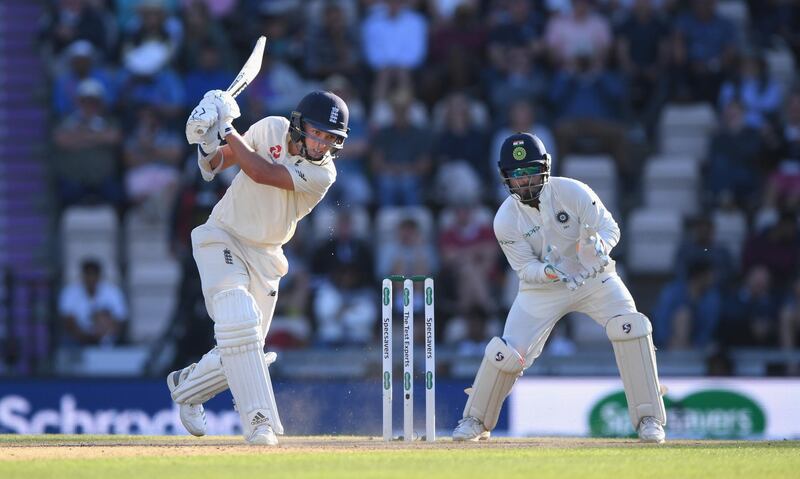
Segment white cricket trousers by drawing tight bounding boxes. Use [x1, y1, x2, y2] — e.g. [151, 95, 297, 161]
[503, 271, 637, 368]
[191, 219, 287, 338]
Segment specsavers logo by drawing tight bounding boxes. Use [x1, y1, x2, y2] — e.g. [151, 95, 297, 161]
[589, 390, 766, 439]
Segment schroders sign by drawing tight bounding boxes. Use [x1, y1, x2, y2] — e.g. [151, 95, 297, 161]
[589, 390, 766, 439]
[510, 378, 800, 439]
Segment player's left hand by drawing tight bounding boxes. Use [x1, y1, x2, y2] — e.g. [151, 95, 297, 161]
[186, 94, 219, 145]
[208, 90, 240, 139]
[577, 224, 610, 278]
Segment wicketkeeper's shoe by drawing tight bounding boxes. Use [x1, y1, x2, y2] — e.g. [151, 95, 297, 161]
[637, 416, 666, 443]
[452, 417, 490, 442]
[167, 368, 207, 437]
[246, 423, 279, 446]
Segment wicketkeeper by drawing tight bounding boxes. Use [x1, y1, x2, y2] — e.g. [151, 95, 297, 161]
[452, 133, 666, 443]
[166, 89, 349, 445]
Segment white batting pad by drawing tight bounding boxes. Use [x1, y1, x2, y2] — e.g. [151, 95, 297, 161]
[169, 349, 279, 415]
[606, 313, 666, 427]
[463, 337, 525, 430]
[213, 288, 283, 436]
[169, 348, 227, 405]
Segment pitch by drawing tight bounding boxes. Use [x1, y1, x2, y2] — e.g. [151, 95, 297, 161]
[1, 435, 798, 479]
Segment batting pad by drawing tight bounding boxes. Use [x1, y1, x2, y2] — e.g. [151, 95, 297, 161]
[213, 288, 283, 436]
[169, 348, 228, 405]
[606, 313, 666, 428]
[169, 349, 278, 411]
[463, 337, 525, 430]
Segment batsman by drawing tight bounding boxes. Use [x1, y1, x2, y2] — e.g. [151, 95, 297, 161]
[452, 133, 666, 443]
[166, 87, 349, 445]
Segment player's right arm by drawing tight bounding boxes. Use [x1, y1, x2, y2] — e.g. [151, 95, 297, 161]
[494, 206, 564, 285]
[222, 130, 294, 190]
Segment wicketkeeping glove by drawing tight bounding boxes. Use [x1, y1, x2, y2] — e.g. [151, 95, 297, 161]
[576, 224, 610, 278]
[543, 245, 586, 291]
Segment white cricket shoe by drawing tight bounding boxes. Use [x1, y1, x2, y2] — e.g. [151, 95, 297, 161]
[452, 417, 490, 442]
[638, 416, 666, 443]
[167, 367, 207, 437]
[247, 423, 279, 446]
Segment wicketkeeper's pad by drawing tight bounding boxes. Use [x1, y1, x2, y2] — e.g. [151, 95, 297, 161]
[462, 337, 525, 430]
[606, 313, 666, 428]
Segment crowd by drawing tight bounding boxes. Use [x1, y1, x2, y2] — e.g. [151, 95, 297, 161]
[41, 0, 800, 374]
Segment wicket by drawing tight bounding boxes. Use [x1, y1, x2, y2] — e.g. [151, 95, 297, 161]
[382, 275, 435, 441]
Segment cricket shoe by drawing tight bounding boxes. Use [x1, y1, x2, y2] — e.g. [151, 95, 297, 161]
[637, 416, 666, 444]
[452, 417, 490, 442]
[247, 422, 279, 446]
[166, 366, 207, 437]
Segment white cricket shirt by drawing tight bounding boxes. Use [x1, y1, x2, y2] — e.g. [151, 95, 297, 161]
[210, 116, 336, 246]
[494, 177, 620, 290]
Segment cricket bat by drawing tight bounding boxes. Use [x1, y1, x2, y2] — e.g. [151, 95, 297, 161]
[194, 35, 267, 136]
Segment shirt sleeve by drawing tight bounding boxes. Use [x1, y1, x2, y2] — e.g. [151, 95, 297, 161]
[288, 160, 335, 196]
[569, 179, 620, 253]
[494, 207, 550, 284]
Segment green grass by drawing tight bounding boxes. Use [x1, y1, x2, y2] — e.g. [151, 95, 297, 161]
[1, 436, 798, 479]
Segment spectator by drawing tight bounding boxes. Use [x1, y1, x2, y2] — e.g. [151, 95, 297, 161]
[370, 89, 433, 206]
[615, 0, 671, 137]
[431, 92, 488, 205]
[361, 0, 428, 99]
[438, 204, 499, 315]
[764, 91, 800, 206]
[256, 3, 305, 69]
[40, 0, 112, 59]
[177, 0, 235, 72]
[123, 106, 183, 219]
[182, 41, 232, 110]
[653, 258, 721, 350]
[58, 259, 127, 346]
[673, 215, 735, 286]
[487, 45, 548, 120]
[544, 0, 612, 70]
[311, 211, 374, 283]
[312, 263, 377, 346]
[52, 40, 116, 117]
[671, 0, 737, 103]
[550, 54, 629, 177]
[718, 54, 783, 132]
[705, 100, 763, 208]
[52, 78, 124, 209]
[119, 0, 183, 61]
[741, 210, 800, 292]
[377, 216, 438, 280]
[420, 3, 486, 104]
[244, 52, 308, 118]
[304, 2, 362, 81]
[486, 0, 542, 71]
[118, 41, 186, 124]
[718, 265, 780, 347]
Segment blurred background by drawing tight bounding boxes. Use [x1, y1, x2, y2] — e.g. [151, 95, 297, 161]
[1, 0, 799, 438]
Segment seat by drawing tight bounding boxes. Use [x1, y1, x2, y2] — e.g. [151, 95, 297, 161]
[643, 156, 700, 216]
[61, 205, 120, 283]
[561, 155, 618, 214]
[626, 208, 684, 274]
